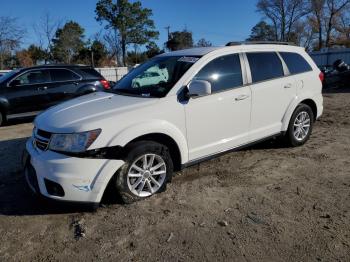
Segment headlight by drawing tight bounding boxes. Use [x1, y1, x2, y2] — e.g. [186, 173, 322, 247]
[49, 129, 101, 153]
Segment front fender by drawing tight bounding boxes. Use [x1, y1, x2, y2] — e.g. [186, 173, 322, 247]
[107, 120, 189, 164]
[0, 96, 9, 115]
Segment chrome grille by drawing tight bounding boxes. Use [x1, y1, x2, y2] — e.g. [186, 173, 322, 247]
[33, 129, 52, 151]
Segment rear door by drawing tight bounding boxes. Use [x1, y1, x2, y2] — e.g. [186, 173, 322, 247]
[245, 52, 297, 140]
[185, 53, 252, 160]
[279, 52, 314, 96]
[5, 69, 51, 114]
[47, 68, 82, 106]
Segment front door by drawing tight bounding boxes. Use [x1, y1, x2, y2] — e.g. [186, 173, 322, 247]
[184, 53, 252, 161]
[6, 69, 51, 114]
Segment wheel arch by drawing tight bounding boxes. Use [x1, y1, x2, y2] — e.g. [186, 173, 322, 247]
[76, 84, 97, 95]
[126, 133, 182, 171]
[299, 99, 317, 121]
[106, 121, 189, 170]
[0, 98, 9, 122]
[282, 96, 318, 131]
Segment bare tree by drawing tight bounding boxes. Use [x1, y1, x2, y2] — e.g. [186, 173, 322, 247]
[293, 19, 318, 50]
[33, 12, 62, 62]
[257, 0, 311, 42]
[333, 6, 350, 46]
[0, 16, 25, 69]
[310, 0, 326, 49]
[324, 0, 350, 47]
[103, 29, 122, 66]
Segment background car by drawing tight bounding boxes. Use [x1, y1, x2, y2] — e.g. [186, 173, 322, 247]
[0, 64, 110, 126]
[131, 68, 168, 88]
[320, 59, 350, 88]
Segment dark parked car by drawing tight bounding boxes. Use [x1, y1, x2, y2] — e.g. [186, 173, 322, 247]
[0, 64, 110, 126]
[320, 59, 350, 88]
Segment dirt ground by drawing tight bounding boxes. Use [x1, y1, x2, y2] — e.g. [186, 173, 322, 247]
[0, 88, 349, 262]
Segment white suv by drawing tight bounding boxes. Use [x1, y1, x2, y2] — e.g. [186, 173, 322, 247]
[24, 43, 323, 205]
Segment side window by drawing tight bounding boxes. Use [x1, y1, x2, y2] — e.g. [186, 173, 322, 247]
[280, 52, 312, 74]
[50, 69, 80, 82]
[247, 52, 284, 83]
[14, 70, 50, 85]
[193, 54, 243, 93]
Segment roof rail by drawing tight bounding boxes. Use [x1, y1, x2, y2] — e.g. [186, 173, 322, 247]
[226, 41, 297, 46]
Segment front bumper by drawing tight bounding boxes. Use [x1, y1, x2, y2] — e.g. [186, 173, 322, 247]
[24, 138, 124, 203]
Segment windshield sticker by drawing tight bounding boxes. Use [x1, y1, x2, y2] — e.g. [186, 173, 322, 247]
[178, 57, 199, 63]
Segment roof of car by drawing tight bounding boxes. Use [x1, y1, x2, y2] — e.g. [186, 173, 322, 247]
[23, 64, 92, 70]
[157, 47, 222, 57]
[157, 44, 305, 58]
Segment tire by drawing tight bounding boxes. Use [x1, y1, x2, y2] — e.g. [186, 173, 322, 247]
[115, 141, 173, 204]
[285, 103, 314, 147]
[0, 111, 4, 127]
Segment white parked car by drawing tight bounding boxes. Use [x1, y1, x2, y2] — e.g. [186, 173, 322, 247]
[131, 71, 167, 88]
[23, 42, 323, 206]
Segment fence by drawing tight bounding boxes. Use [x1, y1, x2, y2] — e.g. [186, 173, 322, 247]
[309, 48, 350, 67]
[95, 67, 129, 82]
[0, 67, 130, 82]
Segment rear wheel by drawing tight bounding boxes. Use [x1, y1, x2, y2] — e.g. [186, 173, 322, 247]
[0, 111, 4, 127]
[115, 141, 173, 204]
[285, 104, 314, 147]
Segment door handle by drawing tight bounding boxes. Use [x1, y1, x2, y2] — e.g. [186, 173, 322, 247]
[235, 94, 249, 101]
[284, 83, 292, 89]
[38, 86, 47, 91]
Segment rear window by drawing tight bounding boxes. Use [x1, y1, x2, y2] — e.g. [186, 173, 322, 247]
[280, 52, 312, 74]
[247, 52, 284, 83]
[50, 69, 81, 82]
[79, 68, 103, 79]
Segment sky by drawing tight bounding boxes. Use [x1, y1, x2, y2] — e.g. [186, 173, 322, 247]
[0, 0, 261, 48]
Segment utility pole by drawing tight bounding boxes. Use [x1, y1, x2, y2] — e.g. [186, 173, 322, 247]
[165, 26, 171, 41]
[91, 48, 95, 68]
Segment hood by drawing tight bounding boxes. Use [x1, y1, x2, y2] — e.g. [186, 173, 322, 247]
[35, 91, 158, 132]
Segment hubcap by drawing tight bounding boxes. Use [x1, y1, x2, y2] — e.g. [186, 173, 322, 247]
[293, 111, 311, 141]
[127, 154, 166, 197]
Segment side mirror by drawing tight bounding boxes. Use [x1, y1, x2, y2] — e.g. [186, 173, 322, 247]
[188, 80, 212, 98]
[10, 79, 21, 87]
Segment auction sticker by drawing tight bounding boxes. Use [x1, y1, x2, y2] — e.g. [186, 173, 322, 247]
[178, 57, 200, 63]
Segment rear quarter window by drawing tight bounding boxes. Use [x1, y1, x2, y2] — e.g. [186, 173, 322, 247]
[50, 69, 81, 82]
[247, 52, 284, 83]
[78, 68, 103, 79]
[279, 52, 312, 74]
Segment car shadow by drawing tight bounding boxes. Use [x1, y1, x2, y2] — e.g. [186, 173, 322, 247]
[3, 116, 35, 126]
[243, 137, 287, 151]
[323, 86, 350, 94]
[0, 137, 123, 216]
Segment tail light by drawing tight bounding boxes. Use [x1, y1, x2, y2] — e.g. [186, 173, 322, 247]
[100, 79, 110, 90]
[319, 72, 324, 82]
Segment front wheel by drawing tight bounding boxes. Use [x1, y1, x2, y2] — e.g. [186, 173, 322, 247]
[285, 104, 314, 147]
[115, 141, 173, 204]
[0, 111, 4, 127]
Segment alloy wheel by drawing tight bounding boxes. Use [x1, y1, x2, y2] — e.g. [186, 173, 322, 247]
[127, 154, 167, 197]
[293, 111, 311, 141]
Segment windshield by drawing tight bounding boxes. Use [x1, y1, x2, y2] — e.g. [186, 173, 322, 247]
[112, 56, 200, 98]
[0, 70, 20, 83]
